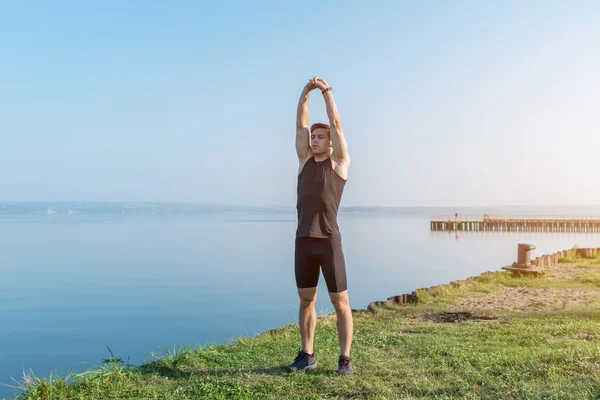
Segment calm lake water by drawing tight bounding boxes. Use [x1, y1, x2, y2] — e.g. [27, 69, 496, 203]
[1, 210, 599, 398]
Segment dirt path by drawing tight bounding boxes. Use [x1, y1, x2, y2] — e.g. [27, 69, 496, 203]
[455, 262, 600, 312]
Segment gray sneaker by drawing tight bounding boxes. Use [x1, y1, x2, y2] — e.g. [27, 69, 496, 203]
[336, 355, 352, 375]
[287, 350, 317, 372]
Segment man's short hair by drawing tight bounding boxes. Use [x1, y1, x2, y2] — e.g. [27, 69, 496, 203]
[310, 123, 330, 134]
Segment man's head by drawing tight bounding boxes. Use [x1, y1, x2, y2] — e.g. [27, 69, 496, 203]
[310, 123, 332, 156]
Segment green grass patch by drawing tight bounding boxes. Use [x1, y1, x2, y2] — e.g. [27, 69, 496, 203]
[558, 256, 578, 263]
[575, 273, 600, 287]
[561, 252, 600, 265]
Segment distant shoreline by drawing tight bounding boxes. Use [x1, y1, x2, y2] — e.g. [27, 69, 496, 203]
[2, 202, 600, 217]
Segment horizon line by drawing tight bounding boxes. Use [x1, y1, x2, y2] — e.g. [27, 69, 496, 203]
[1, 201, 600, 208]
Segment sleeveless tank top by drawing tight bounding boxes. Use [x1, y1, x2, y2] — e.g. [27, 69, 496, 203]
[296, 156, 347, 238]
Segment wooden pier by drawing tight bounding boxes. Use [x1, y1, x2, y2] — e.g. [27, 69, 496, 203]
[430, 215, 600, 233]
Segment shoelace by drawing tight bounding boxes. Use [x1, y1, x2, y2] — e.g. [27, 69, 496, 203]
[339, 358, 350, 369]
[294, 352, 307, 362]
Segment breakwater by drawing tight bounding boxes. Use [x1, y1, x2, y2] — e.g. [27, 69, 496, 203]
[367, 246, 600, 311]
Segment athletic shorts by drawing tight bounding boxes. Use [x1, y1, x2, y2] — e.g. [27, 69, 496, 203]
[294, 235, 347, 293]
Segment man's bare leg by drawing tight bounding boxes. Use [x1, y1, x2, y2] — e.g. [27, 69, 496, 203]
[298, 287, 318, 354]
[329, 290, 353, 357]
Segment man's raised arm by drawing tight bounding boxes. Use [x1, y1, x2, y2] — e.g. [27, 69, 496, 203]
[296, 80, 316, 161]
[313, 77, 350, 164]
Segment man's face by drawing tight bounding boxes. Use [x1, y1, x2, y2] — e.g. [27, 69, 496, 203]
[311, 128, 332, 155]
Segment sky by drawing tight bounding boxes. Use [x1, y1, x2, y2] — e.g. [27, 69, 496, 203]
[1, 0, 599, 207]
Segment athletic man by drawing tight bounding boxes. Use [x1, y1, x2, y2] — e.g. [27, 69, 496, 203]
[288, 77, 353, 375]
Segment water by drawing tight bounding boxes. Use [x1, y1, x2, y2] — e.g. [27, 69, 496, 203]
[1, 209, 599, 398]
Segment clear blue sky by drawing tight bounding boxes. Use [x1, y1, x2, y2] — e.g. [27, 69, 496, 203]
[2, 1, 599, 206]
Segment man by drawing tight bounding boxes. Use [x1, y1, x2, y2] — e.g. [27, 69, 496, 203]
[288, 76, 353, 375]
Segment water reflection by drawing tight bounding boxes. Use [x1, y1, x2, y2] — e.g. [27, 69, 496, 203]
[431, 230, 600, 241]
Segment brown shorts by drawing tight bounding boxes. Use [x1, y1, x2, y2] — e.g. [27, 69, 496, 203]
[294, 235, 347, 293]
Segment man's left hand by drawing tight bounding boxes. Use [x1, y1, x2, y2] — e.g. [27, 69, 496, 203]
[312, 77, 330, 91]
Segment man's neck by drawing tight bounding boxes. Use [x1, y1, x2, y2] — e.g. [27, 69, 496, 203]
[313, 150, 332, 162]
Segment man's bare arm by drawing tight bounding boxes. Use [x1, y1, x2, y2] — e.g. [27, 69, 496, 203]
[296, 81, 316, 161]
[314, 77, 350, 164]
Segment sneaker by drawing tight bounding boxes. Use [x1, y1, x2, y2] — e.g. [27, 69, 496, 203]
[336, 355, 353, 376]
[287, 350, 317, 372]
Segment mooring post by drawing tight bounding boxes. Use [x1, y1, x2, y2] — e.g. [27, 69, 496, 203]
[502, 243, 543, 276]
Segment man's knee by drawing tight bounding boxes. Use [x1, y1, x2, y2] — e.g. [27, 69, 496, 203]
[332, 300, 350, 313]
[298, 287, 317, 306]
[329, 291, 350, 312]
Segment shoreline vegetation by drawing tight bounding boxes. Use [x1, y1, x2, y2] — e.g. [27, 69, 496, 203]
[7, 246, 600, 399]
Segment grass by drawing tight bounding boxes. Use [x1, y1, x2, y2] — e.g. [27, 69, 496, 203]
[560, 251, 600, 265]
[8, 267, 600, 399]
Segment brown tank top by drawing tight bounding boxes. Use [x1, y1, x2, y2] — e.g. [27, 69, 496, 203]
[296, 156, 347, 238]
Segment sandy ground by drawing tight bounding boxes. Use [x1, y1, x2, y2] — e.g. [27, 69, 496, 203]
[455, 262, 600, 312]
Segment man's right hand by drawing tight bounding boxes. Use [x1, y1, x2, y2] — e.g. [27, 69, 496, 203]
[304, 79, 317, 92]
